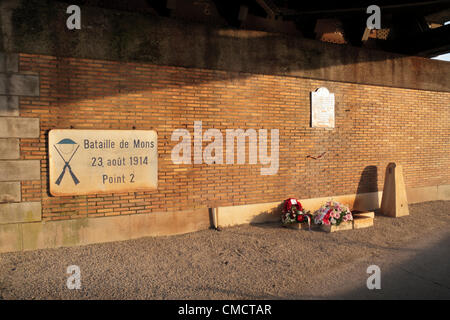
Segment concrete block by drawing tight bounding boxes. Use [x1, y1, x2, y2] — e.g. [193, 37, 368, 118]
[0, 138, 20, 159]
[0, 181, 21, 202]
[406, 186, 438, 204]
[0, 160, 40, 181]
[129, 208, 210, 239]
[0, 95, 19, 116]
[0, 201, 41, 224]
[0, 223, 22, 253]
[321, 221, 353, 233]
[380, 163, 409, 217]
[218, 202, 281, 227]
[0, 117, 40, 138]
[352, 191, 382, 211]
[80, 215, 130, 245]
[437, 184, 450, 201]
[352, 217, 374, 229]
[0, 73, 39, 96]
[22, 219, 84, 251]
[0, 53, 19, 73]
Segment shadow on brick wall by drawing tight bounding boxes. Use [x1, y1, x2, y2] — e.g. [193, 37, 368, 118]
[355, 165, 379, 210]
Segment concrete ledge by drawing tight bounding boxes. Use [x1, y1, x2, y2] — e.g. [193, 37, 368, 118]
[0, 160, 40, 181]
[0, 201, 41, 224]
[0, 73, 39, 96]
[0, 95, 19, 116]
[0, 138, 19, 159]
[0, 117, 40, 138]
[19, 207, 210, 252]
[218, 185, 449, 228]
[0, 181, 21, 202]
[218, 191, 382, 227]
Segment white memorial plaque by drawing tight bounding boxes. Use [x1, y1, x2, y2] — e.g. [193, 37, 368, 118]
[311, 87, 335, 128]
[49, 129, 157, 196]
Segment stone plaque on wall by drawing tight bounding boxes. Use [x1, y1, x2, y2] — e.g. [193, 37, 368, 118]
[311, 87, 335, 128]
[49, 130, 157, 196]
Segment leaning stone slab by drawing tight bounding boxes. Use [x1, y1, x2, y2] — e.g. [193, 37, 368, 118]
[0, 160, 40, 181]
[0, 95, 19, 116]
[0, 201, 41, 224]
[0, 73, 39, 96]
[0, 182, 21, 202]
[0, 117, 40, 138]
[0, 138, 20, 159]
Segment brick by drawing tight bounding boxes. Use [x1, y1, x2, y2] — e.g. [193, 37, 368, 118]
[0, 160, 40, 181]
[0, 182, 21, 202]
[14, 53, 450, 224]
[0, 117, 40, 138]
[0, 201, 41, 224]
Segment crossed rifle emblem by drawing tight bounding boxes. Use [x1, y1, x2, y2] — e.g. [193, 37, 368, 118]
[54, 138, 80, 185]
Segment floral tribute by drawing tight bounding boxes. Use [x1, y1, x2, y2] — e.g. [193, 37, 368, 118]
[313, 201, 353, 226]
[281, 198, 312, 225]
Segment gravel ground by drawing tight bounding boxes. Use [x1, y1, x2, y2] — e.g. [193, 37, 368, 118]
[0, 200, 449, 300]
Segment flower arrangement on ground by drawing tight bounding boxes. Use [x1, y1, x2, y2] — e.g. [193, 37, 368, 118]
[313, 200, 353, 226]
[281, 198, 312, 225]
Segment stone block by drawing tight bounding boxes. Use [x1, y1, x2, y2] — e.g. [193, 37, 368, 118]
[22, 219, 84, 251]
[0, 73, 39, 96]
[0, 160, 40, 181]
[321, 221, 353, 233]
[0, 223, 22, 252]
[0, 95, 19, 116]
[0, 201, 41, 224]
[0, 117, 40, 138]
[0, 181, 21, 202]
[437, 185, 450, 201]
[129, 208, 210, 239]
[352, 217, 374, 229]
[406, 186, 438, 204]
[80, 215, 130, 245]
[0, 53, 19, 73]
[0, 138, 20, 159]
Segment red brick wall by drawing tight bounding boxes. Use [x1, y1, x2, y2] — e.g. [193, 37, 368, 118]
[18, 53, 450, 221]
